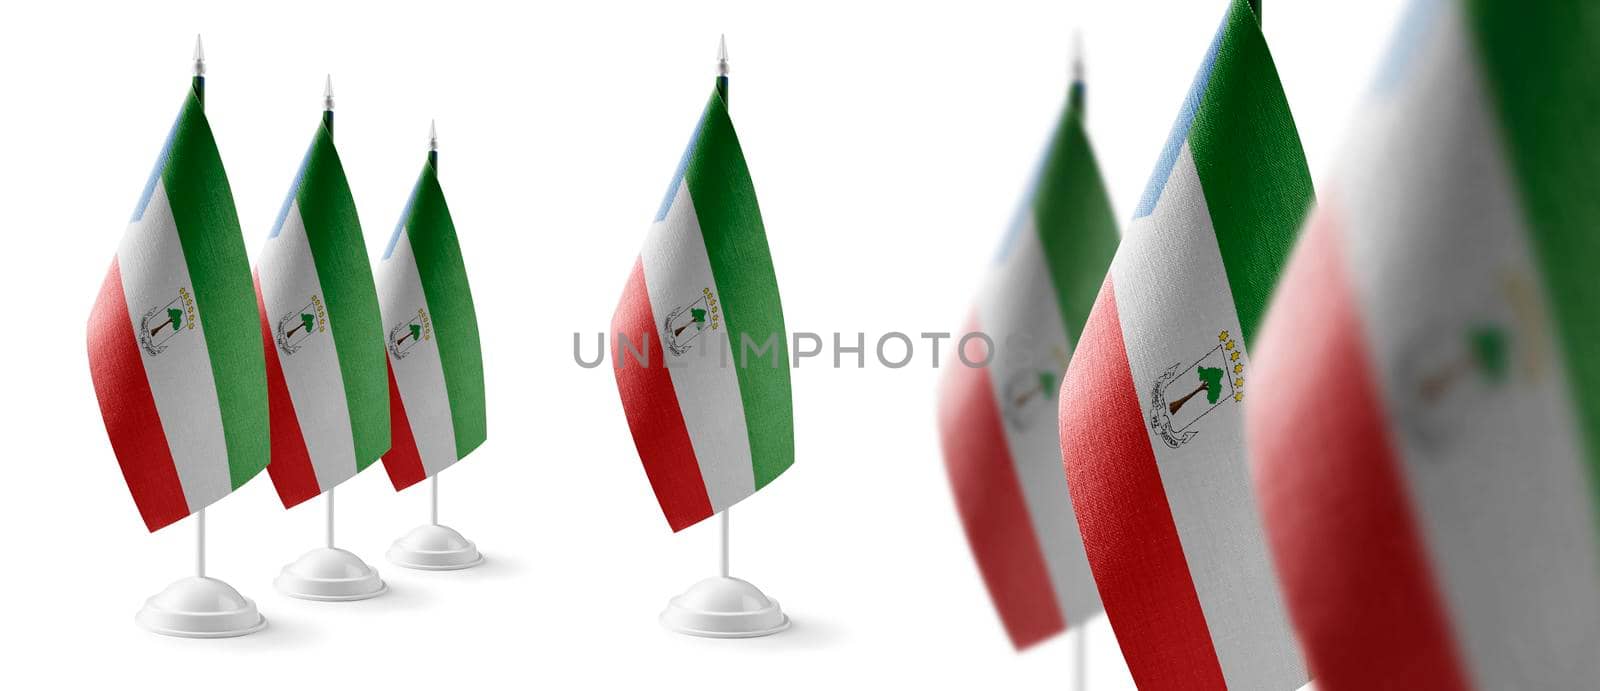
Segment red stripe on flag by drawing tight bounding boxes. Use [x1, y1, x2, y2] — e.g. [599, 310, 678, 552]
[939, 314, 1064, 649]
[382, 358, 428, 491]
[612, 258, 713, 532]
[257, 274, 321, 509]
[1061, 278, 1227, 690]
[1248, 207, 1470, 690]
[88, 258, 191, 532]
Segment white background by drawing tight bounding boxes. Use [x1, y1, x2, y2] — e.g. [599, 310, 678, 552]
[1, 1, 1404, 688]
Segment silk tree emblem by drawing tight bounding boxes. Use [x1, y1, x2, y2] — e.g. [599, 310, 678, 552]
[388, 307, 431, 361]
[1003, 370, 1057, 431]
[1417, 325, 1511, 401]
[1399, 322, 1514, 451]
[138, 286, 197, 356]
[275, 294, 327, 356]
[1397, 271, 1539, 450]
[1148, 330, 1246, 448]
[664, 288, 721, 357]
[1003, 345, 1071, 431]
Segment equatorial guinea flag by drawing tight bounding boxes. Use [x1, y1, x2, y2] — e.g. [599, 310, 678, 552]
[938, 77, 1119, 649]
[1057, 0, 1313, 688]
[257, 118, 388, 509]
[377, 144, 486, 491]
[88, 84, 268, 532]
[611, 79, 792, 532]
[1248, 1, 1600, 688]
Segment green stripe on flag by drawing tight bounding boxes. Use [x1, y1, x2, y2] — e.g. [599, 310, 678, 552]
[1470, 1, 1600, 512]
[164, 90, 268, 489]
[1033, 88, 1121, 342]
[1190, 0, 1314, 344]
[296, 125, 389, 470]
[403, 162, 487, 460]
[686, 86, 794, 490]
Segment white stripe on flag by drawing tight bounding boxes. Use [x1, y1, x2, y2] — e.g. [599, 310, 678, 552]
[1340, 9, 1600, 686]
[1110, 147, 1306, 688]
[378, 227, 459, 476]
[260, 200, 357, 490]
[975, 215, 1099, 624]
[641, 179, 755, 511]
[118, 181, 231, 509]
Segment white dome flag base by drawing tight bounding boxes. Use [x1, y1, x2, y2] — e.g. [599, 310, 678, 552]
[660, 509, 789, 638]
[276, 488, 387, 601]
[275, 547, 388, 600]
[387, 475, 484, 570]
[138, 509, 267, 638]
[138, 576, 267, 638]
[660, 576, 790, 638]
[388, 524, 483, 570]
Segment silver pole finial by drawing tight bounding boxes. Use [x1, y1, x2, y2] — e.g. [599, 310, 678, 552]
[429, 119, 438, 152]
[193, 35, 206, 77]
[717, 34, 729, 77]
[323, 74, 334, 111]
[1072, 30, 1085, 83]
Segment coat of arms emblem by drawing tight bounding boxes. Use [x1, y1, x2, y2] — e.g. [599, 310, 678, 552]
[388, 307, 430, 361]
[138, 287, 196, 356]
[1002, 369, 1057, 431]
[275, 294, 326, 356]
[1001, 344, 1070, 431]
[664, 288, 721, 357]
[1395, 270, 1538, 451]
[1148, 330, 1246, 448]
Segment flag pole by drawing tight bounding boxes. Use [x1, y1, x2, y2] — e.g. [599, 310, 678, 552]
[323, 75, 334, 134]
[192, 34, 205, 106]
[193, 34, 208, 582]
[716, 34, 729, 103]
[430, 476, 440, 526]
[428, 120, 440, 530]
[719, 509, 730, 578]
[322, 75, 337, 553]
[1069, 35, 1088, 691]
[715, 33, 732, 582]
[428, 119, 438, 172]
[1073, 628, 1087, 691]
[326, 489, 336, 548]
[1071, 31, 1085, 114]
[196, 509, 207, 578]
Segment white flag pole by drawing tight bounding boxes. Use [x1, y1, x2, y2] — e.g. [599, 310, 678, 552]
[719, 509, 730, 578]
[1072, 627, 1088, 691]
[1068, 35, 1090, 691]
[196, 508, 208, 579]
[430, 475, 440, 526]
[325, 488, 336, 548]
[716, 33, 733, 588]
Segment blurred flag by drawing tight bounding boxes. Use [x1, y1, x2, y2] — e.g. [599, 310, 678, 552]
[257, 120, 389, 508]
[611, 80, 793, 532]
[377, 147, 486, 491]
[1248, 1, 1600, 688]
[937, 77, 1119, 649]
[1057, 0, 1313, 687]
[87, 84, 268, 532]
